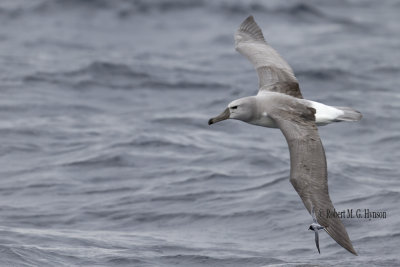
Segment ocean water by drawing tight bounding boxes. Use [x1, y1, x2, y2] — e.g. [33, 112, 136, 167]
[0, 0, 399, 266]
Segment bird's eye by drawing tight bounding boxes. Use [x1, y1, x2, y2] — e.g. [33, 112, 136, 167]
[231, 106, 238, 110]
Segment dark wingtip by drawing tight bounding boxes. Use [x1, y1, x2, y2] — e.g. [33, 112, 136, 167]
[245, 15, 254, 21]
[208, 118, 213, 125]
[238, 15, 265, 42]
[324, 226, 358, 256]
[350, 249, 358, 256]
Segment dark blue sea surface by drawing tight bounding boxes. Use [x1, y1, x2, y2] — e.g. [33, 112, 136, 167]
[0, 0, 399, 266]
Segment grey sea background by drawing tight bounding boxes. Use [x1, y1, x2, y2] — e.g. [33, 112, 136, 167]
[0, 0, 399, 266]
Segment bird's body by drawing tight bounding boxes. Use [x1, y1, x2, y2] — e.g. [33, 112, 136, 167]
[232, 92, 359, 128]
[208, 15, 361, 255]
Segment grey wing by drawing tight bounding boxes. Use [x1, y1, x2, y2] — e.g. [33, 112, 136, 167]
[315, 231, 321, 254]
[235, 16, 303, 98]
[311, 206, 317, 223]
[268, 100, 357, 255]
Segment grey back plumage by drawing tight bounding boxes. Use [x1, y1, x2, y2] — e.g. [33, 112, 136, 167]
[265, 95, 357, 255]
[235, 16, 303, 99]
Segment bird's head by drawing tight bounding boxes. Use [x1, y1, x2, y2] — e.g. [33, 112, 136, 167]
[208, 97, 255, 125]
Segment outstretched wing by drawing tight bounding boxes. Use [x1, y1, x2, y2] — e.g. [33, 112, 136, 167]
[268, 99, 357, 255]
[315, 231, 321, 254]
[235, 16, 303, 98]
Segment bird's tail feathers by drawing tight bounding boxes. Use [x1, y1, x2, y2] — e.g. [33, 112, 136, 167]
[334, 107, 362, 122]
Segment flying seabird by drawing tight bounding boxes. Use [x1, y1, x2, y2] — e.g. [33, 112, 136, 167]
[309, 206, 325, 254]
[208, 16, 361, 255]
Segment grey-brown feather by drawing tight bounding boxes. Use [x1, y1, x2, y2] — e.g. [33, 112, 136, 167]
[235, 16, 303, 99]
[238, 15, 265, 42]
[266, 96, 357, 255]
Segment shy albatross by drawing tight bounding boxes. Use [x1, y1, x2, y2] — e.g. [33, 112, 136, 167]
[208, 15, 361, 255]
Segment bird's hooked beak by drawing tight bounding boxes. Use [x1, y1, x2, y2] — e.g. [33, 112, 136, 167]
[208, 107, 230, 125]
